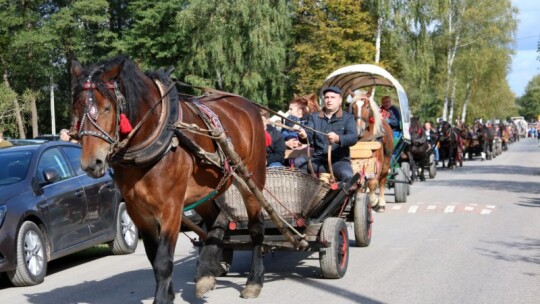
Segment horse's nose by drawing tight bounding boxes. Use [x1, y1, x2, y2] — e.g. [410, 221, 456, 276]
[81, 156, 107, 178]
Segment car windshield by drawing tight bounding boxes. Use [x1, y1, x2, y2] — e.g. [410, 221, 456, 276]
[0, 150, 33, 186]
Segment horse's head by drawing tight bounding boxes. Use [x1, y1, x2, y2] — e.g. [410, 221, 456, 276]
[70, 56, 146, 178]
[290, 93, 320, 116]
[349, 93, 384, 139]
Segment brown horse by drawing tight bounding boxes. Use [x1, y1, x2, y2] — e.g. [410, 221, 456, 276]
[69, 55, 267, 303]
[349, 93, 393, 212]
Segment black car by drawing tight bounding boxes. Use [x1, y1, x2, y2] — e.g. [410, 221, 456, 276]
[0, 141, 138, 286]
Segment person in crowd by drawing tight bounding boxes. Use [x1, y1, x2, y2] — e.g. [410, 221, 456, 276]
[260, 110, 285, 167]
[380, 96, 402, 135]
[0, 129, 13, 148]
[282, 98, 311, 149]
[59, 129, 78, 143]
[424, 121, 439, 164]
[295, 86, 358, 183]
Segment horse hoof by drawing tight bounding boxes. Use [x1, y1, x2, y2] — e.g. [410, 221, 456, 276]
[195, 276, 216, 298]
[241, 283, 262, 298]
[373, 205, 385, 213]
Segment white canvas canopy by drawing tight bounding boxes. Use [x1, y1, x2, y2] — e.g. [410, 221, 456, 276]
[321, 64, 411, 141]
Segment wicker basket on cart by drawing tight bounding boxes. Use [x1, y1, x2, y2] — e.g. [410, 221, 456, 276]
[216, 167, 330, 223]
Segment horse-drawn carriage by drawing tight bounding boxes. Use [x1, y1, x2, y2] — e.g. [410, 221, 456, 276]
[321, 64, 412, 203]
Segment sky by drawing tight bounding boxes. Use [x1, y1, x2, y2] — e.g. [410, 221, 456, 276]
[508, 0, 540, 97]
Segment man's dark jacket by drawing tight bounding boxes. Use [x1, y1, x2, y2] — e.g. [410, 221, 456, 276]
[303, 108, 358, 162]
[266, 124, 285, 165]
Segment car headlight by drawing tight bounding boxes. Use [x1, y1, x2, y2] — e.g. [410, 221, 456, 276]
[0, 205, 6, 228]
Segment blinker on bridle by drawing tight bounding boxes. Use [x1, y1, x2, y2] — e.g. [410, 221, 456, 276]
[78, 74, 127, 144]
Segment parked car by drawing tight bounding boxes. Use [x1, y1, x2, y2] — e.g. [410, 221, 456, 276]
[0, 141, 138, 286]
[34, 134, 60, 141]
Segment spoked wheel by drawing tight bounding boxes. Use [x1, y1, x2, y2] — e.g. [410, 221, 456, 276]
[353, 192, 372, 247]
[394, 163, 408, 203]
[319, 218, 349, 279]
[429, 154, 437, 179]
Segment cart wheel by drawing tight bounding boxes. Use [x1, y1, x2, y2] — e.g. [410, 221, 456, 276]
[353, 192, 372, 247]
[401, 162, 411, 195]
[319, 218, 349, 279]
[394, 164, 408, 203]
[429, 154, 437, 179]
[220, 248, 234, 275]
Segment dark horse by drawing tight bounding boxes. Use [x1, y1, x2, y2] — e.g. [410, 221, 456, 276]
[474, 121, 495, 160]
[70, 56, 267, 302]
[437, 121, 459, 168]
[407, 117, 429, 181]
[350, 93, 394, 212]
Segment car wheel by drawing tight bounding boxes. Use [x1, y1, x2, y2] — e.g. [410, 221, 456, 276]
[109, 202, 138, 254]
[7, 221, 47, 286]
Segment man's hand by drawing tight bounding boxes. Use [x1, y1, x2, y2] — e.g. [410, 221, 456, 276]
[327, 132, 340, 144]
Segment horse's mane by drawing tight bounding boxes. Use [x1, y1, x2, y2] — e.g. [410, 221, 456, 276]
[349, 94, 384, 137]
[410, 117, 424, 137]
[86, 55, 152, 123]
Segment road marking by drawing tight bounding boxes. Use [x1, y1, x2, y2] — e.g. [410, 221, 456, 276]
[464, 206, 474, 211]
[480, 209, 492, 215]
[408, 205, 419, 213]
[427, 205, 437, 210]
[392, 205, 402, 210]
[444, 205, 456, 213]
[486, 205, 496, 209]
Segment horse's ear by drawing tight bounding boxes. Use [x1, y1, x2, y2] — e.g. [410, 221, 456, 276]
[71, 60, 84, 78]
[348, 89, 355, 97]
[293, 93, 299, 99]
[102, 59, 125, 82]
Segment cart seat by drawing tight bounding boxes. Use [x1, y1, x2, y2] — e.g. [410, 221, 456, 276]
[350, 141, 381, 159]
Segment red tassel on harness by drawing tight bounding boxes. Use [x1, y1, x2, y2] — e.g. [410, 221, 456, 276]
[119, 113, 133, 135]
[369, 117, 375, 124]
[264, 130, 272, 147]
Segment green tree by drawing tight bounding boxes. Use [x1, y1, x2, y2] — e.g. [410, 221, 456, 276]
[172, 0, 292, 108]
[517, 74, 540, 121]
[291, 0, 374, 95]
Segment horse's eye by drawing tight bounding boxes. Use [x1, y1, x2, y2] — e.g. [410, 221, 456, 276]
[104, 105, 112, 112]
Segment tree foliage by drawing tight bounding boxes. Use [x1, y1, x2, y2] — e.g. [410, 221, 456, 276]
[0, 0, 523, 136]
[517, 74, 540, 121]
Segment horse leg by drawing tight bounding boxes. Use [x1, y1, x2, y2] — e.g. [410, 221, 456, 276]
[377, 175, 387, 212]
[195, 210, 230, 298]
[367, 178, 379, 209]
[408, 152, 417, 181]
[227, 181, 265, 298]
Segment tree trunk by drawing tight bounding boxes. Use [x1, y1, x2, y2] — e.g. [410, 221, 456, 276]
[375, 17, 383, 64]
[31, 96, 38, 138]
[461, 79, 472, 122]
[3, 68, 25, 139]
[448, 75, 457, 123]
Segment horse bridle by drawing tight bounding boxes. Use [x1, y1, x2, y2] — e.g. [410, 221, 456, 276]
[77, 71, 126, 144]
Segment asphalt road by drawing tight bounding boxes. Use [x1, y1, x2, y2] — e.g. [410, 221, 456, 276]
[2, 139, 539, 304]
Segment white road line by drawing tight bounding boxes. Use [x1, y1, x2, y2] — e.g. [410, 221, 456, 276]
[444, 205, 456, 213]
[470, 203, 478, 206]
[392, 205, 402, 210]
[486, 205, 496, 209]
[408, 205, 419, 213]
[427, 205, 437, 210]
[464, 206, 474, 211]
[480, 209, 492, 215]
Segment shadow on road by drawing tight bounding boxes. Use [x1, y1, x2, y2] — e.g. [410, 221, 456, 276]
[476, 237, 540, 272]
[454, 164, 540, 176]
[516, 196, 540, 208]
[2, 248, 383, 304]
[422, 178, 540, 195]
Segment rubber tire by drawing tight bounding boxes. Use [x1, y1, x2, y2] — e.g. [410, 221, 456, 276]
[400, 162, 411, 195]
[394, 164, 408, 203]
[319, 218, 349, 279]
[353, 192, 372, 247]
[109, 202, 138, 255]
[429, 154, 437, 179]
[7, 221, 47, 286]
